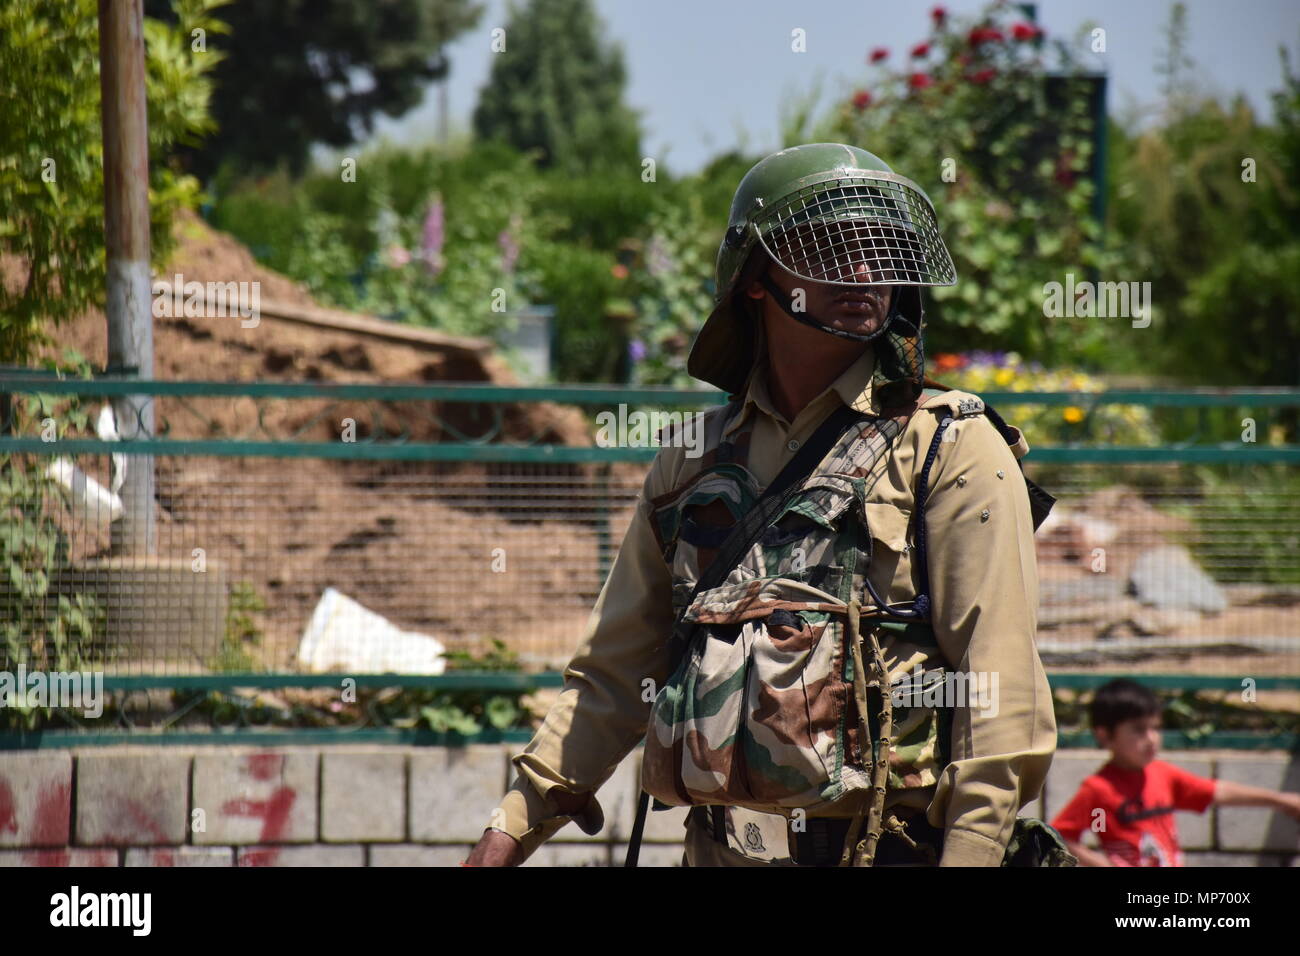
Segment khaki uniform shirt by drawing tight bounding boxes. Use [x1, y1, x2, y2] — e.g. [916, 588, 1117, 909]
[490, 345, 1057, 866]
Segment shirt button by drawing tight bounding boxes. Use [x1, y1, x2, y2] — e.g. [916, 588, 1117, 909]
[787, 439, 800, 452]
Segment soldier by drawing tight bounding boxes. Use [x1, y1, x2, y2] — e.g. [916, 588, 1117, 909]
[465, 143, 1059, 867]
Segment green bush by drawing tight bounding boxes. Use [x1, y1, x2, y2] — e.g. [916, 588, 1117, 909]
[0, 0, 227, 364]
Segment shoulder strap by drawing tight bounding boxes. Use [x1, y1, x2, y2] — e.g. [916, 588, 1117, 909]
[918, 379, 1056, 530]
[905, 387, 1057, 623]
[683, 403, 866, 611]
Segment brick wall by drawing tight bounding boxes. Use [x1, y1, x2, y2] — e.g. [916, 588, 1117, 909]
[0, 746, 1294, 866]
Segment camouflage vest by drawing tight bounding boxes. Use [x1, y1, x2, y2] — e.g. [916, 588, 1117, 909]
[641, 389, 956, 815]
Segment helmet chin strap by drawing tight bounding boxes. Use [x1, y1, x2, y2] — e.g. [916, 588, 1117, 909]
[758, 272, 901, 343]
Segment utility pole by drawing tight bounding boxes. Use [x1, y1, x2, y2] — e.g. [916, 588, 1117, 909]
[99, 0, 155, 555]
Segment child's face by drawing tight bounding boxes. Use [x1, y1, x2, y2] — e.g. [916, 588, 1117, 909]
[1096, 714, 1162, 769]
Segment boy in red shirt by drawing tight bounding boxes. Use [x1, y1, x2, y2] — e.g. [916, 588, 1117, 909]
[1051, 679, 1300, 866]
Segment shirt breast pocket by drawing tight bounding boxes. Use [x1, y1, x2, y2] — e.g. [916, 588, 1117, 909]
[758, 478, 857, 582]
[860, 500, 915, 602]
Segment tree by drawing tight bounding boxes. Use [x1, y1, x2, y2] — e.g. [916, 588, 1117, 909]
[145, 0, 483, 178]
[1108, 5, 1300, 388]
[472, 0, 641, 174]
[0, 0, 224, 365]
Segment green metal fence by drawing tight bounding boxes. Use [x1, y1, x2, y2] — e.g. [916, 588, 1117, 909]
[2, 375, 1298, 747]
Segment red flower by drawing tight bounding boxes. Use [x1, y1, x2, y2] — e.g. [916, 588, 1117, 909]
[1012, 22, 1040, 41]
[1055, 149, 1077, 188]
[931, 6, 947, 25]
[869, 47, 889, 63]
[909, 72, 933, 90]
[911, 42, 930, 58]
[852, 90, 872, 110]
[969, 68, 997, 84]
[968, 27, 1005, 45]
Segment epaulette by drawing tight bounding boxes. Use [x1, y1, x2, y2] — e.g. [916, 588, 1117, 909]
[918, 387, 986, 419]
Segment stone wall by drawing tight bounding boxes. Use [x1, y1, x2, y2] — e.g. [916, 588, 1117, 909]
[0, 745, 1295, 866]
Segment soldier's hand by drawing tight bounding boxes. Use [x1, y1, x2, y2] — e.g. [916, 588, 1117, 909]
[465, 828, 525, 867]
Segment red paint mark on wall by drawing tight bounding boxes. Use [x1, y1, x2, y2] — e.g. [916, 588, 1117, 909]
[238, 848, 280, 867]
[0, 779, 17, 835]
[31, 782, 71, 844]
[222, 753, 295, 865]
[101, 796, 170, 844]
[23, 849, 70, 866]
[23, 849, 116, 867]
[222, 788, 296, 843]
[246, 753, 284, 781]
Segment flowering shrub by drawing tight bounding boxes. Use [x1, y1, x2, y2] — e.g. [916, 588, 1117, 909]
[929, 351, 1161, 446]
[821, 0, 1121, 370]
[626, 204, 716, 386]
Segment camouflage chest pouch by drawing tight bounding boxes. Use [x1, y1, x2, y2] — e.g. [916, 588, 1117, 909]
[641, 400, 953, 815]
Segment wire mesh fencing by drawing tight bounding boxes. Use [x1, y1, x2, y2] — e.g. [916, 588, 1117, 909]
[1, 378, 1298, 680]
[2, 452, 646, 674]
[2, 449, 1298, 678]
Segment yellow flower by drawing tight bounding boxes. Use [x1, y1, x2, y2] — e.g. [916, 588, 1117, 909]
[994, 368, 1015, 386]
[1063, 406, 1085, 424]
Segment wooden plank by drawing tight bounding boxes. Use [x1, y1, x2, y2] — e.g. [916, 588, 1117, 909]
[151, 280, 493, 355]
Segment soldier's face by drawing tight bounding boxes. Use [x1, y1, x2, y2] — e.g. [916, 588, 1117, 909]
[747, 259, 894, 338]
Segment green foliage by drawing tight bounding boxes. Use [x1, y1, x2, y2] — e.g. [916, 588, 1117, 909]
[472, 0, 641, 175]
[144, 0, 483, 178]
[626, 202, 717, 386]
[0, 461, 104, 675]
[818, 2, 1115, 367]
[1109, 10, 1300, 388]
[0, 0, 226, 365]
[208, 139, 669, 380]
[0, 351, 110, 727]
[0, 395, 106, 691]
[402, 639, 531, 735]
[210, 580, 265, 673]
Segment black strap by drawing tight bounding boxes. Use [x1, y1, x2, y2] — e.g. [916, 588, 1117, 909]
[909, 400, 1058, 614]
[973, 402, 1056, 531]
[666, 401, 867, 665]
[626, 401, 871, 867]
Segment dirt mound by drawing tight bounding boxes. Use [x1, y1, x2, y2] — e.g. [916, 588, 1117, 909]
[46, 209, 592, 446]
[29, 210, 642, 670]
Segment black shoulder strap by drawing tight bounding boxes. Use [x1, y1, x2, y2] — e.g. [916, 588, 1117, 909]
[908, 399, 1057, 621]
[979, 402, 1057, 531]
[680, 403, 866, 617]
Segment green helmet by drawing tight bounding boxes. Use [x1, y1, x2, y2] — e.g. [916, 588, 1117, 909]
[687, 143, 957, 396]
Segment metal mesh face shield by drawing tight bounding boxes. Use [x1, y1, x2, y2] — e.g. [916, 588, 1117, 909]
[752, 170, 957, 287]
